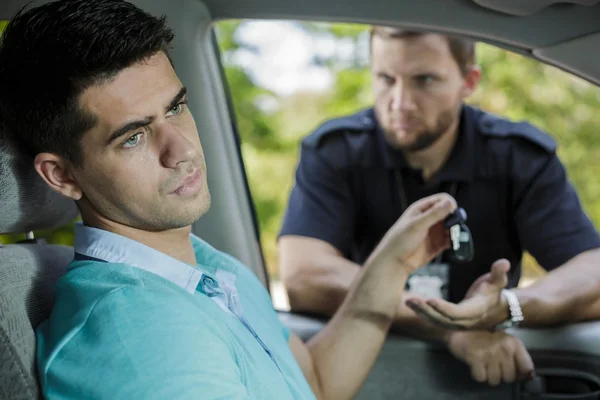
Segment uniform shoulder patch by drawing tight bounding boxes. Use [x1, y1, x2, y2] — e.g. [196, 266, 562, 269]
[304, 108, 376, 148]
[478, 112, 556, 154]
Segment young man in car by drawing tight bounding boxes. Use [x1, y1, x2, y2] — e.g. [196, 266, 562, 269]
[279, 26, 600, 386]
[0, 1, 476, 399]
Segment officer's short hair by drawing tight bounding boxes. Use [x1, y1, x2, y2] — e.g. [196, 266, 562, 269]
[370, 26, 476, 76]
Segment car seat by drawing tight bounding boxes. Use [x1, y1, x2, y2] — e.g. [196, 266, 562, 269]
[0, 135, 79, 400]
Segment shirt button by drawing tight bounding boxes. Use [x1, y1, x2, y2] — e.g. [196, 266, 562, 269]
[203, 276, 216, 287]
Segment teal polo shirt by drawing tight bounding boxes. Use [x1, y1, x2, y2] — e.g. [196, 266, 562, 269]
[36, 223, 315, 399]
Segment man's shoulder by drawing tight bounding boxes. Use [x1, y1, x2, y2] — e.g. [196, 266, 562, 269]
[469, 105, 557, 156]
[40, 261, 221, 353]
[49, 261, 206, 326]
[56, 260, 145, 301]
[37, 262, 237, 399]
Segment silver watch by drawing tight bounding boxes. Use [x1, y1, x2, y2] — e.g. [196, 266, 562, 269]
[493, 289, 524, 330]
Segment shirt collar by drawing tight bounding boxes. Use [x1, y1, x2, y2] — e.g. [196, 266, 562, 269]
[73, 222, 210, 294]
[377, 104, 475, 183]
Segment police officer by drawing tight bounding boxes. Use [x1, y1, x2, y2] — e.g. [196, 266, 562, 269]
[278, 26, 600, 386]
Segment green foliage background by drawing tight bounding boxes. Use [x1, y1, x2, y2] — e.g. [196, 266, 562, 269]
[3, 20, 599, 283]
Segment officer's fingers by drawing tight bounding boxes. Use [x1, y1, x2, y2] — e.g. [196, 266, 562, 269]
[514, 342, 535, 380]
[487, 361, 502, 386]
[405, 299, 464, 330]
[426, 296, 486, 323]
[470, 359, 487, 384]
[500, 353, 517, 383]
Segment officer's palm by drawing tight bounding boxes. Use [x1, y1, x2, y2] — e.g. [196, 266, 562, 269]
[407, 259, 510, 330]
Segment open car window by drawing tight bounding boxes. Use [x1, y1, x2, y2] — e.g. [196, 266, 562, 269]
[213, 20, 600, 310]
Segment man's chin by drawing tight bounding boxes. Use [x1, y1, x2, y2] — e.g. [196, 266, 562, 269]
[385, 131, 419, 151]
[187, 192, 212, 222]
[195, 194, 211, 219]
[154, 195, 211, 230]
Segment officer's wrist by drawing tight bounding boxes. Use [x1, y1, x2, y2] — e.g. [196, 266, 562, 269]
[487, 290, 513, 329]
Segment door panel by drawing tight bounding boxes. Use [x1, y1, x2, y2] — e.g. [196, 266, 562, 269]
[279, 312, 600, 399]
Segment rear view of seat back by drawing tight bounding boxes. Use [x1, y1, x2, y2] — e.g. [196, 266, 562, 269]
[0, 137, 79, 400]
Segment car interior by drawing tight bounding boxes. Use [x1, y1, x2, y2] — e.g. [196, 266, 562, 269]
[1, 0, 600, 399]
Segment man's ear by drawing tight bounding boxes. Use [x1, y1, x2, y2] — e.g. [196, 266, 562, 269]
[34, 153, 83, 201]
[459, 64, 481, 99]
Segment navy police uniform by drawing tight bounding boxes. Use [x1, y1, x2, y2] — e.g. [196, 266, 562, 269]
[279, 104, 600, 303]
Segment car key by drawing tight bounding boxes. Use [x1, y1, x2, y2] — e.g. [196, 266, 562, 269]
[444, 207, 474, 263]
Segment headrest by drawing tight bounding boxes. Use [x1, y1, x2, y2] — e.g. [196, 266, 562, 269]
[0, 134, 79, 234]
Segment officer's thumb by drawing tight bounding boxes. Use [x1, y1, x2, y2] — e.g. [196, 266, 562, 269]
[489, 259, 510, 288]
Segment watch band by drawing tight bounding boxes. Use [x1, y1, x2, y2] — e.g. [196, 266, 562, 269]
[493, 289, 524, 330]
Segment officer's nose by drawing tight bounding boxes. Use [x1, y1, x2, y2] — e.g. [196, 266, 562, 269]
[159, 125, 197, 169]
[390, 83, 416, 112]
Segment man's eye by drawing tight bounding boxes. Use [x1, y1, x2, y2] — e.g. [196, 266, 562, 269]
[167, 101, 187, 117]
[122, 132, 143, 148]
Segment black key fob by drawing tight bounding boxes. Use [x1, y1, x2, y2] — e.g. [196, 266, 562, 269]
[444, 207, 474, 263]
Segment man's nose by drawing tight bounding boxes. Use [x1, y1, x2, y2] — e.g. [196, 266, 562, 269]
[159, 126, 196, 168]
[390, 83, 416, 111]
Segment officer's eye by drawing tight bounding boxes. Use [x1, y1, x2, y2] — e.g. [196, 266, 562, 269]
[414, 74, 437, 86]
[377, 73, 395, 86]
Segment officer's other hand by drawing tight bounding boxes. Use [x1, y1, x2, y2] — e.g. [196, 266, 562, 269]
[406, 259, 510, 330]
[447, 330, 535, 386]
[373, 193, 456, 274]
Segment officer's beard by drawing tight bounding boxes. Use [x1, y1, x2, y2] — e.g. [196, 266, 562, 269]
[387, 108, 457, 153]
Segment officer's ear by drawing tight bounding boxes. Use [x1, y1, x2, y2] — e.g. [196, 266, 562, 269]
[459, 64, 481, 99]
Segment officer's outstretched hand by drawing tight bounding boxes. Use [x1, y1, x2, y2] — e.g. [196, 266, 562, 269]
[405, 259, 510, 330]
[373, 193, 457, 274]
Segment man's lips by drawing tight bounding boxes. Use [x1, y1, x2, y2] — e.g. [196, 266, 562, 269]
[170, 169, 202, 195]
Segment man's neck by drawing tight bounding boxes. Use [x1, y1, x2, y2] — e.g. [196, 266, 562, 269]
[403, 123, 460, 182]
[83, 215, 197, 265]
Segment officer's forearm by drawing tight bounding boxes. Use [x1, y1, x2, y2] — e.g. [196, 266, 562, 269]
[284, 255, 361, 317]
[492, 248, 600, 326]
[285, 252, 452, 342]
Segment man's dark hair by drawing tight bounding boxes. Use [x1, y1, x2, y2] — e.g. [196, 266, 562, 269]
[0, 0, 174, 166]
[370, 26, 476, 76]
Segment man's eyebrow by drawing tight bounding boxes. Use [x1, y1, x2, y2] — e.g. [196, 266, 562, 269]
[105, 87, 188, 147]
[166, 87, 187, 113]
[106, 117, 154, 146]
